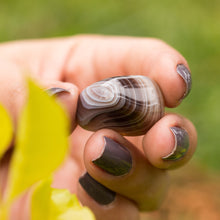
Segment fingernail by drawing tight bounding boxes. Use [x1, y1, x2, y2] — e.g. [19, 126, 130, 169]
[176, 64, 192, 99]
[162, 127, 189, 161]
[92, 137, 132, 176]
[79, 172, 116, 205]
[46, 87, 70, 96]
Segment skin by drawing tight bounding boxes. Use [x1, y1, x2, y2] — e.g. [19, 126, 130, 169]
[0, 35, 197, 220]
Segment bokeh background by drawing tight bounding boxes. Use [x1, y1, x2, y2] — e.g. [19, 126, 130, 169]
[1, 0, 219, 219]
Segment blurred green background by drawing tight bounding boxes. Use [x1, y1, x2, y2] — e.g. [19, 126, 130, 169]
[0, 0, 219, 170]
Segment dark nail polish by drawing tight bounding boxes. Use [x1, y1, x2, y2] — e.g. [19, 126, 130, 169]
[46, 87, 70, 96]
[163, 127, 189, 161]
[92, 137, 132, 176]
[176, 64, 192, 99]
[79, 172, 116, 205]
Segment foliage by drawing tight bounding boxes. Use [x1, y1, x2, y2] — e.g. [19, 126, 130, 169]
[0, 79, 95, 220]
[0, 105, 13, 159]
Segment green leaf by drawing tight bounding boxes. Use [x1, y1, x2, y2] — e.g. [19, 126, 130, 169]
[6, 79, 69, 202]
[0, 104, 13, 159]
[31, 177, 52, 220]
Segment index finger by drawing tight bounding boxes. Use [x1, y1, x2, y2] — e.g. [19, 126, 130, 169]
[64, 35, 192, 107]
[0, 36, 192, 108]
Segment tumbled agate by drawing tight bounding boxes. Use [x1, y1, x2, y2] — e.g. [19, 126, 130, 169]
[76, 75, 164, 136]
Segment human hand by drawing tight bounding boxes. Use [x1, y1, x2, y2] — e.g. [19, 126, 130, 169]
[0, 35, 197, 220]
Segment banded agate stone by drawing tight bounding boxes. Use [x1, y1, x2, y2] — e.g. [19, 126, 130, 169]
[76, 75, 164, 136]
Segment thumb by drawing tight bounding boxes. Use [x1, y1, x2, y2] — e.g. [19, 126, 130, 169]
[45, 81, 79, 131]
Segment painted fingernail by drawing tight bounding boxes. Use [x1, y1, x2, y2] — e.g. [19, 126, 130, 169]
[46, 87, 70, 96]
[79, 172, 116, 205]
[176, 64, 192, 99]
[162, 127, 189, 161]
[92, 137, 132, 176]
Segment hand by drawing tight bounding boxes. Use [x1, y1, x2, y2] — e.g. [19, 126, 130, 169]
[0, 35, 197, 220]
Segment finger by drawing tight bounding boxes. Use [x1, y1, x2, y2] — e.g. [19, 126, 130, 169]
[64, 36, 192, 107]
[0, 37, 76, 82]
[78, 129, 169, 212]
[0, 38, 78, 127]
[10, 183, 139, 220]
[1, 36, 192, 108]
[0, 60, 78, 129]
[143, 113, 197, 169]
[0, 61, 26, 126]
[77, 177, 139, 220]
[44, 81, 79, 131]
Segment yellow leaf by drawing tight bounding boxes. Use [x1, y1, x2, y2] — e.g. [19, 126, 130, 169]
[50, 189, 80, 214]
[50, 189, 95, 220]
[0, 105, 13, 159]
[57, 207, 96, 220]
[31, 177, 52, 220]
[0, 203, 9, 220]
[6, 79, 69, 202]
